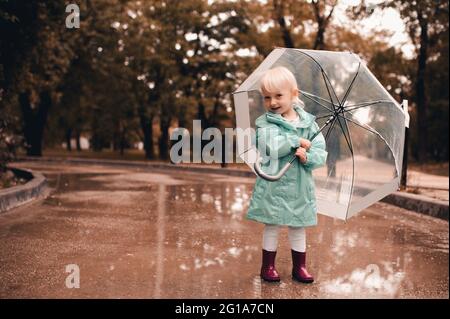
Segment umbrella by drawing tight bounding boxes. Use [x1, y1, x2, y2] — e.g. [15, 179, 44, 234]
[232, 48, 408, 220]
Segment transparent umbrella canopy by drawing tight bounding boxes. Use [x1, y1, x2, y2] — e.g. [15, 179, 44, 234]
[233, 48, 408, 220]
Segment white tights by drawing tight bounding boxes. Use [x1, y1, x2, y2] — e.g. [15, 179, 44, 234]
[262, 224, 306, 252]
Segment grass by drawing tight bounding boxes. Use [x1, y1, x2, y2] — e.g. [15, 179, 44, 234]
[0, 170, 28, 190]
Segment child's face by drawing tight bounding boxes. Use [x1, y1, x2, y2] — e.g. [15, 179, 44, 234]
[262, 87, 298, 116]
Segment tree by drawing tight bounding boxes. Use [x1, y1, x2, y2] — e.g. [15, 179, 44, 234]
[310, 0, 339, 50]
[0, 1, 80, 155]
[349, 0, 449, 161]
[389, 0, 448, 161]
[423, 27, 449, 161]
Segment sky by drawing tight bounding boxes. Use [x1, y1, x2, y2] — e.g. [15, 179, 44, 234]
[333, 0, 415, 59]
[249, 0, 415, 59]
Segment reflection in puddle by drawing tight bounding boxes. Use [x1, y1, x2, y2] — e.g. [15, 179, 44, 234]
[176, 245, 258, 272]
[166, 183, 251, 222]
[252, 276, 262, 299]
[228, 247, 243, 257]
[154, 184, 166, 298]
[321, 263, 405, 298]
[330, 230, 370, 261]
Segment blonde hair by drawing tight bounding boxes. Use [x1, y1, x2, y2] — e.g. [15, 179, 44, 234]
[260, 66, 299, 94]
[261, 66, 298, 92]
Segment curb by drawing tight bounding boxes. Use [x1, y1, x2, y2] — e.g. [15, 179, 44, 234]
[0, 167, 48, 213]
[15, 156, 449, 221]
[383, 192, 448, 220]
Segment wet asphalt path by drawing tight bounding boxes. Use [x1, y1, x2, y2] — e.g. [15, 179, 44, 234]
[0, 162, 448, 298]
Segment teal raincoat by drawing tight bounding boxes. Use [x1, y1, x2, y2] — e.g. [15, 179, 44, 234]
[246, 104, 328, 227]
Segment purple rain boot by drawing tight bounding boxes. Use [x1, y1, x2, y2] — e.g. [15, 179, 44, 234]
[291, 250, 314, 283]
[260, 249, 281, 282]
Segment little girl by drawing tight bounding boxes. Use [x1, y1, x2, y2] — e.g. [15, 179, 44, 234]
[247, 66, 327, 283]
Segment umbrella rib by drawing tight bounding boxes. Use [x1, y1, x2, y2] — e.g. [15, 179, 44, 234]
[337, 112, 385, 140]
[300, 91, 334, 113]
[316, 114, 334, 120]
[344, 99, 393, 109]
[324, 115, 338, 141]
[342, 52, 361, 221]
[341, 62, 361, 106]
[335, 59, 383, 158]
[347, 135, 356, 221]
[334, 107, 356, 221]
[343, 101, 384, 113]
[296, 50, 341, 107]
[321, 70, 341, 109]
[310, 113, 336, 141]
[322, 69, 343, 108]
[337, 111, 399, 179]
[299, 91, 335, 110]
[334, 112, 354, 155]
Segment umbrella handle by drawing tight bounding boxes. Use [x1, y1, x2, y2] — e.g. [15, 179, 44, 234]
[254, 153, 297, 181]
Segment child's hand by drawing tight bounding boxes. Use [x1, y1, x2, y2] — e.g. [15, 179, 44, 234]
[299, 138, 311, 151]
[295, 147, 308, 164]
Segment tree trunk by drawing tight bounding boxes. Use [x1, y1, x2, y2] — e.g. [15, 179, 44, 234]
[197, 101, 211, 151]
[159, 117, 170, 161]
[178, 91, 189, 129]
[273, 0, 294, 48]
[312, 1, 336, 50]
[209, 97, 221, 129]
[75, 131, 81, 151]
[220, 134, 227, 168]
[314, 26, 326, 50]
[416, 18, 428, 162]
[119, 127, 126, 156]
[91, 109, 103, 152]
[400, 127, 409, 189]
[19, 90, 51, 156]
[65, 128, 72, 151]
[139, 114, 154, 159]
[112, 123, 119, 151]
[197, 101, 209, 129]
